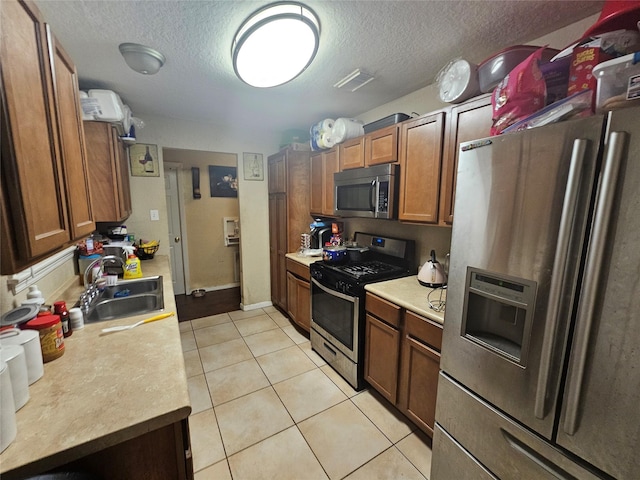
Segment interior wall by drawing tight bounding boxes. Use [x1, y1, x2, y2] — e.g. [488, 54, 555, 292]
[163, 148, 239, 290]
[131, 114, 278, 309]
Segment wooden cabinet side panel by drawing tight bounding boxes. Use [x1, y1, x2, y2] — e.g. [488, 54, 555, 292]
[440, 96, 492, 225]
[398, 114, 445, 224]
[47, 29, 95, 239]
[310, 153, 324, 214]
[364, 313, 401, 403]
[323, 149, 339, 216]
[285, 151, 310, 254]
[113, 127, 131, 219]
[268, 195, 279, 305]
[286, 271, 297, 320]
[296, 278, 311, 332]
[365, 125, 398, 166]
[1, 0, 70, 257]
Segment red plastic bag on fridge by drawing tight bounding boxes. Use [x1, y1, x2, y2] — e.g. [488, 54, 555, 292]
[490, 47, 547, 135]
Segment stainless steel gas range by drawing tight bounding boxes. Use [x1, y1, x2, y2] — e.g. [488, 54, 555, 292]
[310, 233, 415, 390]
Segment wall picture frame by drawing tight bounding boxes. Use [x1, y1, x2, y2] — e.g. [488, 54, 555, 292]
[242, 152, 264, 181]
[209, 165, 238, 197]
[129, 143, 160, 177]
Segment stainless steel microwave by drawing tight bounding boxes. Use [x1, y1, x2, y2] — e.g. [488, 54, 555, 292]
[334, 164, 399, 219]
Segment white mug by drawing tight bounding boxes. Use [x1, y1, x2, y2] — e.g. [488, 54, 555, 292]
[0, 344, 29, 411]
[1, 328, 44, 385]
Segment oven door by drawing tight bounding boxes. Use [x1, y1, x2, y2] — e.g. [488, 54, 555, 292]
[310, 278, 360, 362]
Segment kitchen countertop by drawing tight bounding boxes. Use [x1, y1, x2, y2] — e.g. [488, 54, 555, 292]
[365, 275, 446, 325]
[0, 255, 191, 478]
[285, 251, 323, 267]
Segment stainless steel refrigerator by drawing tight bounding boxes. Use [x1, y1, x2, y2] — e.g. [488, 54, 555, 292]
[432, 106, 640, 480]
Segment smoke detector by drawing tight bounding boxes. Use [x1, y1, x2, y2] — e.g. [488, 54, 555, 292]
[334, 69, 375, 92]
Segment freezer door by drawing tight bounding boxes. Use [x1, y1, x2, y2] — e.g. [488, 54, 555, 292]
[440, 115, 606, 439]
[556, 106, 640, 478]
[433, 373, 604, 480]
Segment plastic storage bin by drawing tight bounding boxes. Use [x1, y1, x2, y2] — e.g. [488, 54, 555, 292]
[593, 52, 640, 112]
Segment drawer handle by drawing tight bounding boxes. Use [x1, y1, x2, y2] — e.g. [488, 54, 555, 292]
[501, 429, 575, 480]
[324, 342, 337, 357]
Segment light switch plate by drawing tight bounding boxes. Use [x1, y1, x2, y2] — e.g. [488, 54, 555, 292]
[150, 209, 160, 221]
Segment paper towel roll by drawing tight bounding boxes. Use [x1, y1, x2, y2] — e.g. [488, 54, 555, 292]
[0, 345, 29, 411]
[0, 361, 17, 453]
[319, 118, 335, 132]
[319, 132, 336, 149]
[332, 118, 365, 144]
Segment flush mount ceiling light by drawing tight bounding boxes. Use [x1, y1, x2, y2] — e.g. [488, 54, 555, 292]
[232, 2, 320, 88]
[119, 43, 166, 75]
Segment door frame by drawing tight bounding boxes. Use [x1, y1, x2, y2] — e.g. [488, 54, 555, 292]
[164, 162, 190, 295]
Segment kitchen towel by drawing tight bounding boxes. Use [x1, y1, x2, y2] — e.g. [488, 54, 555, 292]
[310, 118, 335, 151]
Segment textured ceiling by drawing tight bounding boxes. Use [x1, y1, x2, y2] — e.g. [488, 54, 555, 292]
[34, 0, 604, 137]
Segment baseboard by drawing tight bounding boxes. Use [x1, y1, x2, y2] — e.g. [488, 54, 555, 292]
[240, 300, 273, 311]
[189, 283, 240, 294]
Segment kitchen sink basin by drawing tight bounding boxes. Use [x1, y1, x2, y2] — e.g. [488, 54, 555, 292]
[83, 276, 164, 323]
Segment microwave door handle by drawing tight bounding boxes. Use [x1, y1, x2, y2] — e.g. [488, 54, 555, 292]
[369, 180, 377, 212]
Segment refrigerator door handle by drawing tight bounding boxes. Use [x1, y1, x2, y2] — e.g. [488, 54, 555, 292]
[534, 139, 589, 420]
[563, 131, 628, 435]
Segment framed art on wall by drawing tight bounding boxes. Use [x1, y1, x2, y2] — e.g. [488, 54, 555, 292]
[209, 166, 238, 197]
[130, 143, 160, 177]
[242, 152, 264, 181]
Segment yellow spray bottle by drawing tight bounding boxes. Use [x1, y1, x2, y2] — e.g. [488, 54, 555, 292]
[123, 246, 143, 279]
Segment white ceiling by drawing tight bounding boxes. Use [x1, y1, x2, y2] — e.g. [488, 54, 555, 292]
[35, 0, 604, 137]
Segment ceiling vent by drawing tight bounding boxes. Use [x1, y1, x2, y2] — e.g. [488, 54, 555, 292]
[334, 69, 374, 92]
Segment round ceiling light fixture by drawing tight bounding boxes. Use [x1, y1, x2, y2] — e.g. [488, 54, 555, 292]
[119, 43, 166, 75]
[232, 2, 320, 88]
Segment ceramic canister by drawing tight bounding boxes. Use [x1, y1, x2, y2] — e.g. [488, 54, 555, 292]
[0, 360, 17, 453]
[0, 328, 44, 385]
[0, 344, 29, 410]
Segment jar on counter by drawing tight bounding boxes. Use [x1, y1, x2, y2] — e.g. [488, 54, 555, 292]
[53, 301, 72, 337]
[23, 314, 65, 362]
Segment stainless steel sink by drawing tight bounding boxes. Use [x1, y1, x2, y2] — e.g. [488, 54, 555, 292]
[83, 276, 164, 323]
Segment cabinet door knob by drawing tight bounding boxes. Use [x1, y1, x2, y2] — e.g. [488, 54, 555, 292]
[174, 236, 180, 243]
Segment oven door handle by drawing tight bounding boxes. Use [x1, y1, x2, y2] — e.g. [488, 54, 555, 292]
[311, 277, 358, 303]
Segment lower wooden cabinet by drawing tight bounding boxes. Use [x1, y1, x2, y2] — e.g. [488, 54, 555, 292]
[364, 313, 401, 403]
[364, 292, 443, 437]
[285, 258, 311, 332]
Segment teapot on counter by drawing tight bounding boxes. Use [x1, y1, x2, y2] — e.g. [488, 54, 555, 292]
[418, 250, 448, 287]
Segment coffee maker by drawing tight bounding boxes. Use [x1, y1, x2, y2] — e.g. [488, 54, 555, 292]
[309, 218, 332, 249]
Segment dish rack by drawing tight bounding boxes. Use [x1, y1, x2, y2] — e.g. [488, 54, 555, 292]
[136, 243, 159, 260]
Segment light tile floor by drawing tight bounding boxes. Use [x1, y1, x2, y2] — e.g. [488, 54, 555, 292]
[179, 306, 433, 480]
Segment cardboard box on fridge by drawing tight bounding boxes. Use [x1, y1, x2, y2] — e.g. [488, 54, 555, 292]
[567, 45, 614, 99]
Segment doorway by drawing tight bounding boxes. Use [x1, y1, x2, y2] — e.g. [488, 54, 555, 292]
[164, 163, 187, 295]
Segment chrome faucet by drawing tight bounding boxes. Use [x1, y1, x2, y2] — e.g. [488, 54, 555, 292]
[79, 255, 125, 313]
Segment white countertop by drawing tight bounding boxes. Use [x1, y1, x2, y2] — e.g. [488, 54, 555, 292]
[0, 256, 190, 478]
[365, 275, 446, 324]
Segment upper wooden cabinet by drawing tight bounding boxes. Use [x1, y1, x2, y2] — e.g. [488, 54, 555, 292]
[0, 0, 95, 274]
[339, 125, 399, 170]
[310, 148, 338, 217]
[48, 27, 95, 239]
[268, 152, 286, 194]
[398, 113, 446, 224]
[339, 137, 365, 170]
[365, 125, 399, 166]
[83, 121, 132, 223]
[439, 94, 493, 225]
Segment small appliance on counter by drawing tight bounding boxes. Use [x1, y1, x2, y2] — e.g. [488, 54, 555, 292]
[418, 250, 448, 287]
[309, 218, 332, 249]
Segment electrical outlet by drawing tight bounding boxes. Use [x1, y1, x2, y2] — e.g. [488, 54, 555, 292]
[150, 209, 160, 221]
